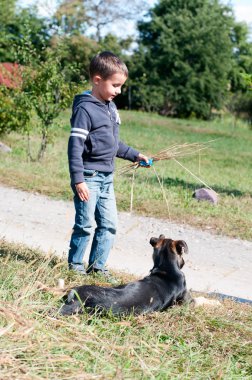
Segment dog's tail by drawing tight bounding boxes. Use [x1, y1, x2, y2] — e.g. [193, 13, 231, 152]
[58, 289, 82, 316]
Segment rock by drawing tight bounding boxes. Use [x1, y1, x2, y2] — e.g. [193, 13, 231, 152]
[193, 188, 218, 204]
[193, 296, 222, 308]
[0, 142, 12, 153]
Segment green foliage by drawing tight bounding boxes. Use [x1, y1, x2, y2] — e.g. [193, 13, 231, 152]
[120, 47, 165, 111]
[242, 73, 252, 88]
[229, 22, 252, 91]
[0, 0, 16, 23]
[19, 40, 79, 160]
[227, 92, 252, 125]
[129, 0, 237, 119]
[227, 70, 252, 126]
[1, 29, 79, 160]
[50, 34, 99, 83]
[0, 0, 17, 61]
[100, 34, 133, 57]
[53, 0, 88, 35]
[0, 86, 31, 135]
[0, 1, 50, 62]
[1, 0, 251, 130]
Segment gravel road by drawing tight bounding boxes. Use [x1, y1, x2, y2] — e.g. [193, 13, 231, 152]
[0, 185, 251, 300]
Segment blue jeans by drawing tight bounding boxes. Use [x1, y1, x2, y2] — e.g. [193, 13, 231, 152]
[68, 170, 117, 270]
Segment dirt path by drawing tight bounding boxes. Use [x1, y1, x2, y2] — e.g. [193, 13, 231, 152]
[0, 184, 251, 300]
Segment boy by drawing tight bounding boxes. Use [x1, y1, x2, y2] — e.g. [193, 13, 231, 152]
[68, 51, 149, 276]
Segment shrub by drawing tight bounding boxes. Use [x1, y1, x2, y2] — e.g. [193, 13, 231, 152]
[0, 87, 31, 135]
[227, 92, 252, 125]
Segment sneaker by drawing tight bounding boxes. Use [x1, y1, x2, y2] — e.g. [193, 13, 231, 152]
[68, 263, 86, 275]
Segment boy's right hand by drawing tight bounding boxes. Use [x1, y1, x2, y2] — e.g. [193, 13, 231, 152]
[75, 182, 90, 201]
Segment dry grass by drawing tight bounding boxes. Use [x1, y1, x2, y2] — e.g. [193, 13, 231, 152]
[117, 142, 211, 175]
[0, 240, 252, 379]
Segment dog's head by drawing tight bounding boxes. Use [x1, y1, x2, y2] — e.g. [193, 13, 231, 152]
[150, 235, 188, 272]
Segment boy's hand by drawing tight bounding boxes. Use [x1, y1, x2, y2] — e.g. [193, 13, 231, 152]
[75, 182, 90, 201]
[137, 153, 151, 168]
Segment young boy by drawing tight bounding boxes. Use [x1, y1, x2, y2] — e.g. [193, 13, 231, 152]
[67, 51, 149, 276]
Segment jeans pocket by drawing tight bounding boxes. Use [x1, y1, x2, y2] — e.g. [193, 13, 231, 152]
[83, 169, 98, 178]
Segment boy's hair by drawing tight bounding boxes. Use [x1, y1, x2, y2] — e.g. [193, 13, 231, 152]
[89, 51, 128, 80]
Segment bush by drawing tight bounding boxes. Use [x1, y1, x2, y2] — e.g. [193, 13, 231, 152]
[0, 87, 31, 135]
[227, 92, 252, 125]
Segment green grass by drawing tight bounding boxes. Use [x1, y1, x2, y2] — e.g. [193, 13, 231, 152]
[0, 110, 252, 239]
[0, 240, 252, 379]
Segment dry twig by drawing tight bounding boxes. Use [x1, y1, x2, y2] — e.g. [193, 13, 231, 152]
[117, 142, 211, 175]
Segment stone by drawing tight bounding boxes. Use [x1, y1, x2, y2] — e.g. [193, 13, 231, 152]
[193, 188, 218, 204]
[0, 142, 12, 153]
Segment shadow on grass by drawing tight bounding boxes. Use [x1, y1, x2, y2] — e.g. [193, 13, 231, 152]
[164, 177, 251, 197]
[0, 239, 61, 266]
[134, 175, 251, 198]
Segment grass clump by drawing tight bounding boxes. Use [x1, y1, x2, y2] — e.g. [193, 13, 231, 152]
[0, 240, 252, 379]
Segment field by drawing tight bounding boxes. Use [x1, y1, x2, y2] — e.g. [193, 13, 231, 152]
[1, 112, 252, 378]
[0, 240, 252, 380]
[0, 110, 251, 240]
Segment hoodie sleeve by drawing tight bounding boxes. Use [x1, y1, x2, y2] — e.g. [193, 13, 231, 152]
[68, 107, 91, 184]
[116, 141, 139, 162]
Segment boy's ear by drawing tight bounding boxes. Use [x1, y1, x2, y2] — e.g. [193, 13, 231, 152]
[92, 75, 102, 85]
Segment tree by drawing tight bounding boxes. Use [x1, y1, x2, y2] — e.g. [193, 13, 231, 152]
[242, 74, 252, 88]
[54, 0, 149, 42]
[225, 23, 252, 127]
[53, 0, 88, 35]
[229, 22, 252, 92]
[50, 34, 99, 83]
[24, 54, 76, 160]
[0, 1, 50, 62]
[85, 0, 148, 41]
[1, 31, 79, 160]
[0, 0, 16, 61]
[23, 51, 78, 160]
[99, 34, 133, 57]
[226, 72, 252, 127]
[131, 0, 236, 119]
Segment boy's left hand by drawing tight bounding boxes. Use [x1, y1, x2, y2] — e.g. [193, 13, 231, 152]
[137, 153, 151, 168]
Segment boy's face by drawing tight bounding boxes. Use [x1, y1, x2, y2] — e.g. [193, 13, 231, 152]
[91, 72, 127, 103]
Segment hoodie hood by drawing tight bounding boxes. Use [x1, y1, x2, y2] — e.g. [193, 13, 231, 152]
[73, 91, 106, 111]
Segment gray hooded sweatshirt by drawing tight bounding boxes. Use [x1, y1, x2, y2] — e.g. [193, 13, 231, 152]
[68, 92, 139, 184]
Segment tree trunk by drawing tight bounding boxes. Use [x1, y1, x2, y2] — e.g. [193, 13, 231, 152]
[37, 129, 48, 161]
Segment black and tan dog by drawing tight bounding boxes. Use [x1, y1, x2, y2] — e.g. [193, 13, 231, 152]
[59, 235, 192, 316]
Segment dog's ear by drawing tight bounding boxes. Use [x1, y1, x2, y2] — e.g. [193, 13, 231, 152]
[150, 235, 165, 247]
[175, 240, 188, 255]
[150, 237, 158, 247]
